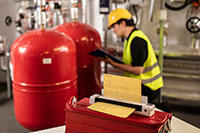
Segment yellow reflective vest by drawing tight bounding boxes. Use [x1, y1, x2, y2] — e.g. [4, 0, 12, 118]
[123, 30, 163, 91]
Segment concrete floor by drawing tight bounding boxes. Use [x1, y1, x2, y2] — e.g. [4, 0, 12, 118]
[0, 83, 29, 133]
[0, 97, 29, 133]
[0, 83, 200, 133]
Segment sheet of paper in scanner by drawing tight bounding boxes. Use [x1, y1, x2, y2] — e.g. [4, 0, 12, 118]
[89, 48, 124, 64]
[87, 102, 135, 118]
[103, 74, 141, 103]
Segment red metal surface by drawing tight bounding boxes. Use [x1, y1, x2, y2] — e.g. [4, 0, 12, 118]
[55, 22, 102, 100]
[11, 29, 77, 131]
[65, 97, 173, 133]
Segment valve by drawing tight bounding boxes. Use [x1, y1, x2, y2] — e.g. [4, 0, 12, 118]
[186, 16, 200, 33]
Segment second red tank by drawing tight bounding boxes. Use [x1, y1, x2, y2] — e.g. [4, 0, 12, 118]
[55, 22, 102, 100]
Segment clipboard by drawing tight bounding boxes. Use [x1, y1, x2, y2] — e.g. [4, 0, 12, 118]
[89, 49, 124, 64]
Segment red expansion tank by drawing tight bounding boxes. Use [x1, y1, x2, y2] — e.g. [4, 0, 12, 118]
[55, 22, 102, 100]
[10, 29, 77, 131]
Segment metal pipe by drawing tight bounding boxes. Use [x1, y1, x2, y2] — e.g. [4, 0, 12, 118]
[6, 45, 12, 98]
[158, 0, 166, 103]
[103, 16, 108, 73]
[82, 0, 87, 23]
[71, 0, 78, 22]
[149, 0, 155, 22]
[37, 0, 46, 29]
[0, 36, 5, 56]
[159, 0, 165, 73]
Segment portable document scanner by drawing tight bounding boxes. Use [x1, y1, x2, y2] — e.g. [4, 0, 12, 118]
[90, 94, 155, 117]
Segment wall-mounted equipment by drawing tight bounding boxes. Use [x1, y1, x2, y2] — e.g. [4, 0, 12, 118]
[15, 0, 35, 34]
[186, 1, 200, 33]
[165, 0, 200, 49]
[186, 1, 200, 48]
[99, 0, 110, 14]
[14, 0, 73, 34]
[165, 0, 192, 10]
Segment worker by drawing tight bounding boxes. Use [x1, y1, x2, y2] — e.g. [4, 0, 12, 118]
[104, 8, 163, 104]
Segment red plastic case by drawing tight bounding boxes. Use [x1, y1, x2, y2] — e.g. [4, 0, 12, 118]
[65, 97, 172, 133]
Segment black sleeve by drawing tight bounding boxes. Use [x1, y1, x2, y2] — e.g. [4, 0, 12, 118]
[130, 37, 148, 66]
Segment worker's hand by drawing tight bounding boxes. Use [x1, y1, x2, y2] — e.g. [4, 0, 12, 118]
[97, 56, 118, 67]
[105, 56, 118, 67]
[96, 56, 108, 63]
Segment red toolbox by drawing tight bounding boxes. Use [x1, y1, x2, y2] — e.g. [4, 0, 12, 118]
[65, 97, 172, 133]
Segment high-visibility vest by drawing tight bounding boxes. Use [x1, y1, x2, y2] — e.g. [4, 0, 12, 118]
[123, 30, 163, 91]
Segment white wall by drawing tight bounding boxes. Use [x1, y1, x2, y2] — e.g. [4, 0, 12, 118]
[0, 0, 18, 82]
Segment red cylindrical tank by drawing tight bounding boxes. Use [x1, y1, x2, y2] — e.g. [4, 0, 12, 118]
[55, 22, 102, 100]
[10, 29, 77, 131]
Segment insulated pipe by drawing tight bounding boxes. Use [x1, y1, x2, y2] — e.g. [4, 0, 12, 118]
[37, 0, 46, 29]
[82, 0, 87, 23]
[71, 0, 79, 22]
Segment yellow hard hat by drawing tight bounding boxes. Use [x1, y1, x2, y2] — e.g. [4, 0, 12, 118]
[107, 8, 132, 29]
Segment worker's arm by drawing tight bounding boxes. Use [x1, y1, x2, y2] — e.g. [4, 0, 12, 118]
[105, 56, 143, 75]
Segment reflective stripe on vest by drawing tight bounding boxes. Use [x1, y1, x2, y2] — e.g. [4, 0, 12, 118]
[143, 62, 158, 73]
[123, 30, 163, 91]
